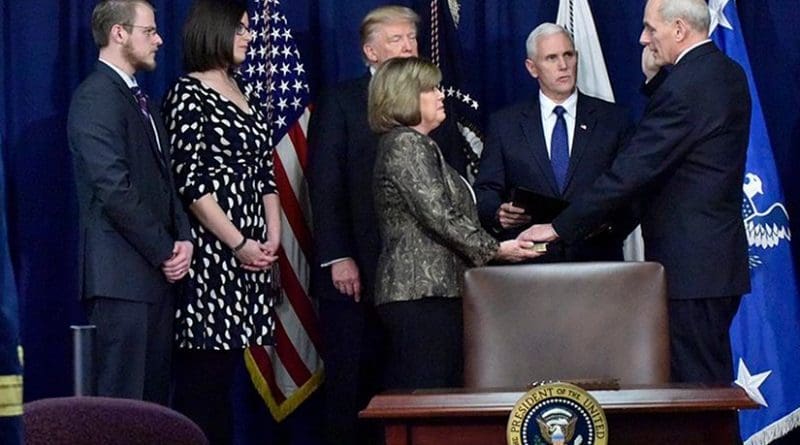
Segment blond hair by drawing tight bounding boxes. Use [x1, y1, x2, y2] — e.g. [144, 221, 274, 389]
[368, 57, 441, 133]
[359, 5, 419, 47]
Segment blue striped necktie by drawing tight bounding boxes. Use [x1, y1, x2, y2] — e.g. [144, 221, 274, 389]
[550, 105, 569, 193]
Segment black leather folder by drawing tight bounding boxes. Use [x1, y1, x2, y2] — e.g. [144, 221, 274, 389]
[509, 187, 569, 224]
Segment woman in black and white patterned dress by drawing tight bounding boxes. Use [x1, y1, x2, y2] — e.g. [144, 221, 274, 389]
[162, 0, 277, 442]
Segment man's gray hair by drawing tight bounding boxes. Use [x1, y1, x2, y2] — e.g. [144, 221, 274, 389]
[525, 23, 574, 60]
[658, 0, 710, 34]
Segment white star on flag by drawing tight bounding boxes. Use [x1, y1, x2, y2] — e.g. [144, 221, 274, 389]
[708, 0, 734, 36]
[735, 358, 772, 407]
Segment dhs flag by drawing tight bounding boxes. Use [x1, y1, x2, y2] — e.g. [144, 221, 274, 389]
[709, 1, 800, 443]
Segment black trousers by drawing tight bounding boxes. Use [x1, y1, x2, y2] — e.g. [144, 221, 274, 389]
[669, 295, 742, 383]
[377, 297, 463, 390]
[172, 349, 240, 445]
[86, 293, 173, 404]
[319, 298, 385, 445]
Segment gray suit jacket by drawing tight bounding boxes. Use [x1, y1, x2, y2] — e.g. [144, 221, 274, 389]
[373, 127, 498, 306]
[68, 62, 190, 302]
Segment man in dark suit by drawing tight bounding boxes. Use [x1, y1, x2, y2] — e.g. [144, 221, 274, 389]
[307, 5, 469, 444]
[520, 0, 751, 383]
[67, 0, 192, 404]
[474, 23, 634, 262]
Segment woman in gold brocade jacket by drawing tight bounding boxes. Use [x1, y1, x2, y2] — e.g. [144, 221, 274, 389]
[368, 57, 542, 390]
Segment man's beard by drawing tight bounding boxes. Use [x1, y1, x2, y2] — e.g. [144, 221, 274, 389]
[122, 41, 157, 72]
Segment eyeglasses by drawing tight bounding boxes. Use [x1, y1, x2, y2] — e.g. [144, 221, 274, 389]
[235, 23, 251, 37]
[122, 23, 159, 38]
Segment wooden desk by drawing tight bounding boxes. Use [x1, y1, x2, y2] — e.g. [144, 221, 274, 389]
[360, 385, 758, 445]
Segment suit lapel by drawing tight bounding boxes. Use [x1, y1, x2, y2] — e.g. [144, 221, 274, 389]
[129, 89, 169, 175]
[149, 105, 171, 171]
[97, 63, 169, 176]
[519, 101, 560, 195]
[564, 93, 597, 195]
[138, 94, 169, 175]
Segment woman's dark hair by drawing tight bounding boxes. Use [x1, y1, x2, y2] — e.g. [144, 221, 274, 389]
[182, 0, 247, 72]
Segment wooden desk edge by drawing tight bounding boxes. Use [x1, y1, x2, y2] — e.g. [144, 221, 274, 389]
[360, 385, 759, 419]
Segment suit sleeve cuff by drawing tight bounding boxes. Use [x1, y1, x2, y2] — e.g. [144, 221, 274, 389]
[321, 257, 353, 268]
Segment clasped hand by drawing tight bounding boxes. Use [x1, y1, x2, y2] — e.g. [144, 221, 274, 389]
[234, 239, 279, 271]
[162, 240, 194, 283]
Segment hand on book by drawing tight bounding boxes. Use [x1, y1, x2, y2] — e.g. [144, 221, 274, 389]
[517, 223, 559, 243]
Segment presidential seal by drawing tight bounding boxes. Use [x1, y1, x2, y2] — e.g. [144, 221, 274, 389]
[507, 382, 608, 445]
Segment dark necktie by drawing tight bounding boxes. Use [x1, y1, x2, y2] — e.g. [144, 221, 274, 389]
[130, 86, 164, 158]
[550, 105, 569, 193]
[130, 86, 150, 117]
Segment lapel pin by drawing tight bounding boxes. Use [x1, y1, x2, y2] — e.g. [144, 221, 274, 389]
[580, 124, 588, 130]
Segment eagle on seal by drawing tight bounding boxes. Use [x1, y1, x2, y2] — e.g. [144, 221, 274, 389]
[537, 415, 578, 444]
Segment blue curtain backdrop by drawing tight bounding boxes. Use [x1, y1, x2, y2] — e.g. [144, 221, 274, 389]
[2, 0, 800, 426]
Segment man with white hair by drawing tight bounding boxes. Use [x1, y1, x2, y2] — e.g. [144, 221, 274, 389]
[520, 0, 752, 383]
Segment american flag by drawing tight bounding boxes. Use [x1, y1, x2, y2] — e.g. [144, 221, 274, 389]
[240, 0, 323, 421]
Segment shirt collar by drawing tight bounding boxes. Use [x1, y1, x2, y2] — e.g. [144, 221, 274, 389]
[675, 39, 711, 64]
[539, 89, 578, 117]
[98, 58, 138, 88]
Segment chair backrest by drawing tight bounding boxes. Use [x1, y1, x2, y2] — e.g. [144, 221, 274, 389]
[24, 396, 209, 445]
[463, 262, 669, 388]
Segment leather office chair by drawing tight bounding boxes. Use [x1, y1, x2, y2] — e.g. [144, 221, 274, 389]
[23, 396, 209, 445]
[463, 262, 669, 388]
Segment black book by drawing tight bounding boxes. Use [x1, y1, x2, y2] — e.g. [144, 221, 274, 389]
[509, 187, 569, 224]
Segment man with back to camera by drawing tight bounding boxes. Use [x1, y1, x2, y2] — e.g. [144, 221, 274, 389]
[67, 0, 192, 404]
[307, 5, 470, 444]
[520, 0, 751, 383]
[474, 22, 635, 262]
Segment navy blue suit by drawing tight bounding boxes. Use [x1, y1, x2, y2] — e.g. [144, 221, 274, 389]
[307, 73, 468, 445]
[474, 92, 634, 261]
[68, 62, 190, 403]
[553, 43, 752, 382]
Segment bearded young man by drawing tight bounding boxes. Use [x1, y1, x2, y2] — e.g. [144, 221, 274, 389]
[67, 0, 192, 404]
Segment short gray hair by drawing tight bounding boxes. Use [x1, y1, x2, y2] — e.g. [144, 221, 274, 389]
[525, 23, 574, 60]
[658, 0, 710, 34]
